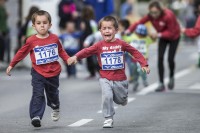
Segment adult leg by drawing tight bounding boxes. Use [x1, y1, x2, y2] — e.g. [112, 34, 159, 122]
[30, 69, 46, 119]
[158, 39, 168, 83]
[168, 38, 180, 89]
[99, 78, 115, 119]
[156, 39, 168, 92]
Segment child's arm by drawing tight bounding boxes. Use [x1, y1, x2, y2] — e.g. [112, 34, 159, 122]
[57, 40, 70, 64]
[6, 41, 31, 76]
[123, 41, 150, 74]
[68, 43, 98, 65]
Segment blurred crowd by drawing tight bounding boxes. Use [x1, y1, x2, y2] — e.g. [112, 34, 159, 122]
[1, 0, 200, 80]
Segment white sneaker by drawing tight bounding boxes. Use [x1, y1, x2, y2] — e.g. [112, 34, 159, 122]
[103, 119, 113, 128]
[51, 109, 60, 121]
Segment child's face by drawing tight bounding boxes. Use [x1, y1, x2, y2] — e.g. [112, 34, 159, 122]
[32, 15, 52, 37]
[66, 22, 75, 33]
[99, 21, 118, 42]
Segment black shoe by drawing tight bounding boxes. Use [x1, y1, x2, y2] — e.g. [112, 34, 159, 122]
[168, 78, 175, 90]
[31, 116, 41, 127]
[155, 84, 165, 92]
[133, 82, 139, 92]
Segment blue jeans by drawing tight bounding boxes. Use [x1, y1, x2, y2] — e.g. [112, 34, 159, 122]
[30, 69, 60, 119]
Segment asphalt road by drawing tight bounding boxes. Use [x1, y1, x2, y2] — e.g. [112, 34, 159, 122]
[1, 42, 200, 133]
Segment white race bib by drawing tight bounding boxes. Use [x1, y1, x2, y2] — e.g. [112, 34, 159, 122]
[101, 51, 124, 70]
[130, 40, 147, 55]
[34, 43, 59, 65]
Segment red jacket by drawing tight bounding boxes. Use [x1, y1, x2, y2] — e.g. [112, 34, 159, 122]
[128, 9, 180, 40]
[10, 34, 70, 78]
[184, 16, 200, 38]
[76, 39, 148, 81]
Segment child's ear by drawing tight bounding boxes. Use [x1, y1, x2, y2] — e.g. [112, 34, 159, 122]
[49, 23, 52, 28]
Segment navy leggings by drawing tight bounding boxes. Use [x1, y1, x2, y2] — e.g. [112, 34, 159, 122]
[30, 69, 60, 119]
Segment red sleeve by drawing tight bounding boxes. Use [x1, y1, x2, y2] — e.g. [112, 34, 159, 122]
[123, 42, 148, 67]
[128, 15, 150, 32]
[9, 41, 31, 67]
[184, 16, 200, 38]
[160, 14, 180, 39]
[57, 40, 70, 64]
[75, 43, 99, 60]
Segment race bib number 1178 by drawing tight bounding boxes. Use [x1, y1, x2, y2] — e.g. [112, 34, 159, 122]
[101, 51, 124, 70]
[34, 43, 59, 65]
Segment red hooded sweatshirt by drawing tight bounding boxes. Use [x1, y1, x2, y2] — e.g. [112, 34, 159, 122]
[128, 9, 180, 40]
[184, 16, 200, 38]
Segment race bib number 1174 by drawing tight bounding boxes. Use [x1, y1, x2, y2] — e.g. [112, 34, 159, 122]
[101, 51, 124, 70]
[34, 43, 59, 65]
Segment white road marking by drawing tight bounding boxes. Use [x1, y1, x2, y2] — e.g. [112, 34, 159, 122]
[128, 97, 135, 103]
[137, 66, 195, 95]
[189, 83, 200, 90]
[97, 97, 135, 113]
[68, 119, 93, 127]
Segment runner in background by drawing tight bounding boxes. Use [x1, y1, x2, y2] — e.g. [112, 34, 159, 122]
[181, 2, 200, 68]
[0, 0, 8, 62]
[126, 1, 180, 92]
[59, 21, 82, 78]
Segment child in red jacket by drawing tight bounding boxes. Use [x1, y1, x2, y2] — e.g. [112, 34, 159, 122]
[68, 16, 150, 128]
[6, 10, 70, 127]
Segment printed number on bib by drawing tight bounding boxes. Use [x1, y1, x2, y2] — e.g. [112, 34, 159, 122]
[34, 43, 59, 65]
[101, 51, 124, 70]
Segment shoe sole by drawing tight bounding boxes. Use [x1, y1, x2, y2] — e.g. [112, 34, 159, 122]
[103, 126, 113, 128]
[31, 119, 41, 127]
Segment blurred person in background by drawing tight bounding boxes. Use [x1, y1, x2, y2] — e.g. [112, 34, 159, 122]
[126, 1, 180, 92]
[59, 21, 82, 78]
[58, 0, 79, 31]
[83, 0, 114, 22]
[0, 0, 8, 62]
[120, 20, 153, 92]
[181, 1, 200, 68]
[80, 5, 98, 79]
[17, 6, 39, 51]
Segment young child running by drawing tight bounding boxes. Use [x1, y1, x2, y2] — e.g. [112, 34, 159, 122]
[6, 10, 70, 127]
[68, 16, 150, 128]
[124, 24, 153, 91]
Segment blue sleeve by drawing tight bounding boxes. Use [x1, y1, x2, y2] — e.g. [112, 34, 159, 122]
[105, 0, 114, 16]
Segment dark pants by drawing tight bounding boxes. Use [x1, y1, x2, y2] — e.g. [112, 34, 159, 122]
[87, 56, 99, 77]
[0, 35, 5, 61]
[65, 49, 78, 77]
[30, 69, 60, 119]
[158, 37, 180, 83]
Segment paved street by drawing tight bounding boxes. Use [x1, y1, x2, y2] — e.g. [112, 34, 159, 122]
[1, 43, 200, 133]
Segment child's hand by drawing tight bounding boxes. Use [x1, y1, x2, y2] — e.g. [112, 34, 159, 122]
[142, 66, 150, 74]
[6, 66, 13, 76]
[67, 56, 78, 65]
[181, 28, 186, 33]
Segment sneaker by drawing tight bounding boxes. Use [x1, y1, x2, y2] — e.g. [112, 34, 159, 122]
[103, 119, 113, 128]
[133, 82, 139, 92]
[51, 109, 60, 121]
[168, 77, 175, 90]
[121, 99, 128, 106]
[31, 116, 41, 127]
[155, 83, 165, 92]
[143, 80, 149, 87]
